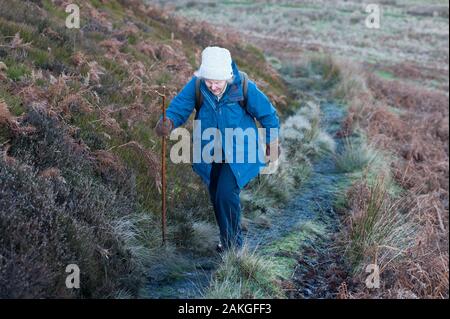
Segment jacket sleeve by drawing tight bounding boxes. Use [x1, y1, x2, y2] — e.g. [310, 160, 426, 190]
[160, 76, 196, 129]
[245, 80, 280, 144]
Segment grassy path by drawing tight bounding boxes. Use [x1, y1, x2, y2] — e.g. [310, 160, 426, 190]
[242, 99, 350, 298]
[245, 100, 346, 249]
[143, 94, 351, 299]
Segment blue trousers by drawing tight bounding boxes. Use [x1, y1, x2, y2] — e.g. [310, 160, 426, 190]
[208, 162, 243, 250]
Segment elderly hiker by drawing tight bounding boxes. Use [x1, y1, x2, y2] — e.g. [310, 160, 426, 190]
[155, 46, 280, 252]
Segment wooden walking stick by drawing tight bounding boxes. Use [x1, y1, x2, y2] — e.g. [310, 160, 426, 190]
[160, 86, 167, 245]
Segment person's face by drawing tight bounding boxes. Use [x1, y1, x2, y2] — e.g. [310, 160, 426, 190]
[205, 79, 227, 96]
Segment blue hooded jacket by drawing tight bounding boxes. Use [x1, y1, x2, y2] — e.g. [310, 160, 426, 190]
[162, 60, 280, 189]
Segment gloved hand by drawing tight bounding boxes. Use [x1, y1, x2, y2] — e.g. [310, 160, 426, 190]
[155, 117, 173, 137]
[265, 139, 281, 163]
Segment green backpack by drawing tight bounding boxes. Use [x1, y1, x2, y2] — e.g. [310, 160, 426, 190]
[194, 71, 249, 115]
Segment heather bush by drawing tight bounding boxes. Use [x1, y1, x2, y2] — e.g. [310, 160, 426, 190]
[0, 109, 152, 298]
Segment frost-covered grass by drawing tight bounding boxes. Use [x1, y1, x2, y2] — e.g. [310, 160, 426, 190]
[241, 99, 335, 217]
[204, 244, 284, 299]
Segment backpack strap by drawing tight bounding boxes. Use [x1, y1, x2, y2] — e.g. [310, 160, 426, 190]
[195, 71, 249, 114]
[195, 76, 203, 114]
[238, 71, 248, 110]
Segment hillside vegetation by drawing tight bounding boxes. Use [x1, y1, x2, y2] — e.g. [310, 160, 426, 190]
[0, 0, 291, 298]
[161, 0, 449, 299]
[1, 0, 447, 300]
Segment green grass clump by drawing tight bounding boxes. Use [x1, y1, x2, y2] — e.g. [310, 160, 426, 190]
[334, 136, 379, 173]
[205, 246, 284, 299]
[262, 221, 326, 280]
[0, 88, 24, 116]
[6, 63, 30, 81]
[346, 174, 417, 273]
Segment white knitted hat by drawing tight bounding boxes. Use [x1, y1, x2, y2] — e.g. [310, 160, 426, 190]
[194, 46, 233, 80]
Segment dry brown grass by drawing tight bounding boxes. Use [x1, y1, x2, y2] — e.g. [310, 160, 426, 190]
[343, 178, 448, 298]
[337, 59, 449, 299]
[0, 99, 13, 124]
[0, 99, 37, 136]
[113, 140, 162, 191]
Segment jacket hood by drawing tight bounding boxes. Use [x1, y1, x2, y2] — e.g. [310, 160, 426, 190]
[226, 60, 244, 103]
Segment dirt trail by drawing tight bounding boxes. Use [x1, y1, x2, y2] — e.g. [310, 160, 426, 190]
[245, 100, 346, 249]
[144, 94, 350, 299]
[244, 98, 350, 299]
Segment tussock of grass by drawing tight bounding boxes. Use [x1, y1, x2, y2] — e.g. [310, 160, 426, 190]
[332, 60, 369, 102]
[204, 245, 284, 299]
[344, 174, 418, 275]
[167, 209, 219, 255]
[280, 54, 342, 92]
[145, 244, 196, 286]
[281, 100, 336, 161]
[334, 136, 379, 173]
[204, 221, 327, 299]
[5, 63, 31, 81]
